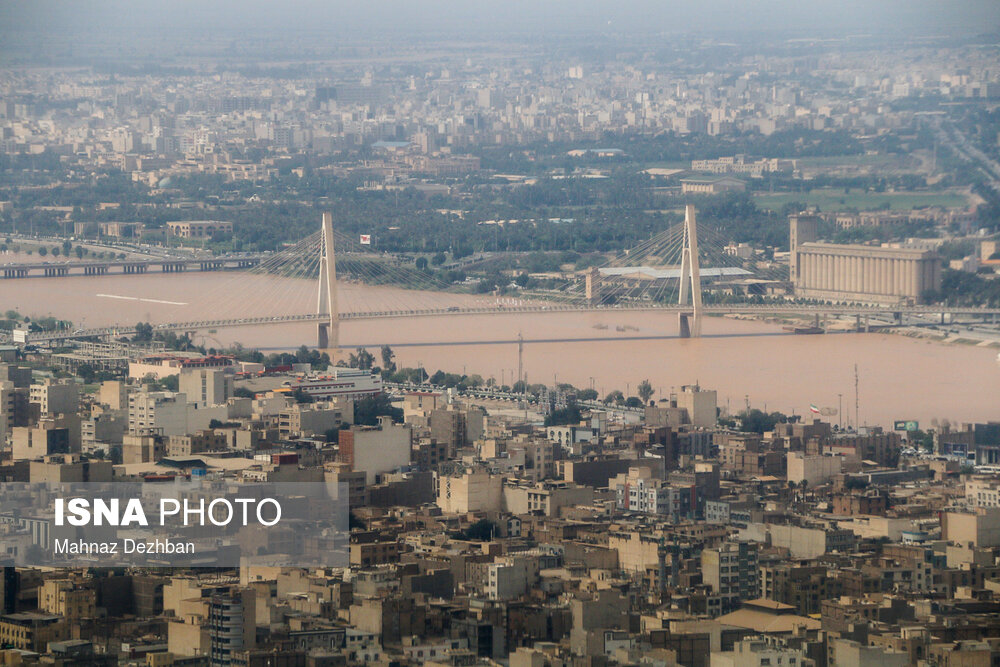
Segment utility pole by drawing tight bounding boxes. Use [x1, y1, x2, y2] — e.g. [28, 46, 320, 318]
[854, 364, 860, 431]
[838, 393, 843, 430]
[517, 332, 523, 391]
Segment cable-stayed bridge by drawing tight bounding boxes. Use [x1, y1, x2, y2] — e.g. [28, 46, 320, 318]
[18, 207, 1000, 349]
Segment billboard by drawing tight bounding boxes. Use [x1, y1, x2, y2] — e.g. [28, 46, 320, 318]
[894, 420, 919, 431]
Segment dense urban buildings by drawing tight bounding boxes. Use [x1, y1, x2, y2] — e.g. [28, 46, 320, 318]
[1, 2, 1000, 666]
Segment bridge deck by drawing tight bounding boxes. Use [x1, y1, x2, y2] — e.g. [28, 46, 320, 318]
[19, 302, 1000, 343]
[0, 255, 267, 278]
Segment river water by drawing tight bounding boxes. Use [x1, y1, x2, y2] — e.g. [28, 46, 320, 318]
[3, 271, 999, 429]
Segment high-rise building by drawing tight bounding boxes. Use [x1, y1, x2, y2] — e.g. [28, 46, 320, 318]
[0, 559, 15, 615]
[29, 379, 78, 417]
[208, 591, 255, 667]
[789, 213, 819, 287]
[99, 381, 127, 411]
[179, 368, 231, 408]
[701, 541, 760, 611]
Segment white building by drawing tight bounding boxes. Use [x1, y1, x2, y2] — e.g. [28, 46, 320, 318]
[966, 478, 1000, 508]
[128, 389, 228, 437]
[611, 467, 684, 516]
[436, 470, 504, 514]
[339, 416, 411, 485]
[672, 384, 717, 429]
[486, 555, 540, 601]
[179, 368, 232, 408]
[30, 379, 78, 416]
[787, 451, 843, 487]
[281, 367, 382, 401]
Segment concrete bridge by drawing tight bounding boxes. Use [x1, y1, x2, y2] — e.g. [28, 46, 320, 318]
[0, 255, 266, 279]
[20, 301, 1000, 344]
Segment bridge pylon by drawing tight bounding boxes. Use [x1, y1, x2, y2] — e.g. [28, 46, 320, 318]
[677, 204, 703, 338]
[316, 212, 340, 358]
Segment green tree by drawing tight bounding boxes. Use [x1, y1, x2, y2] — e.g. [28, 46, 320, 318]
[578, 388, 599, 401]
[637, 379, 654, 404]
[415, 256, 428, 270]
[380, 345, 396, 373]
[353, 393, 403, 426]
[158, 374, 179, 392]
[76, 363, 96, 383]
[545, 405, 582, 426]
[604, 390, 624, 405]
[738, 409, 788, 434]
[133, 322, 154, 342]
[348, 347, 375, 370]
[292, 388, 314, 404]
[460, 519, 497, 541]
[38, 246, 47, 257]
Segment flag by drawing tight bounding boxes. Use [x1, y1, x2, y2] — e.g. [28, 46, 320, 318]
[809, 404, 821, 414]
[360, 234, 371, 245]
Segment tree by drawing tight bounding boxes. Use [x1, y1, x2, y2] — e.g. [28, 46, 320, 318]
[74, 245, 84, 259]
[292, 388, 314, 404]
[76, 363, 96, 384]
[738, 409, 787, 434]
[545, 405, 582, 426]
[133, 322, 154, 342]
[51, 246, 60, 257]
[353, 393, 403, 426]
[158, 374, 179, 392]
[637, 379, 654, 404]
[380, 345, 396, 373]
[578, 388, 599, 401]
[38, 246, 47, 257]
[625, 396, 643, 408]
[348, 347, 375, 370]
[415, 256, 428, 270]
[604, 390, 624, 405]
[431, 252, 446, 266]
[460, 519, 497, 541]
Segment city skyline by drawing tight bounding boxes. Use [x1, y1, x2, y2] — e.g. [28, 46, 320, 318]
[1, 4, 1000, 666]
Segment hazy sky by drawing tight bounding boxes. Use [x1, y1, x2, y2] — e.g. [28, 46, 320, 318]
[4, 0, 1000, 38]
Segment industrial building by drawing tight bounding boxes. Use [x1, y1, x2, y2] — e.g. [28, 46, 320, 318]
[790, 213, 941, 304]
